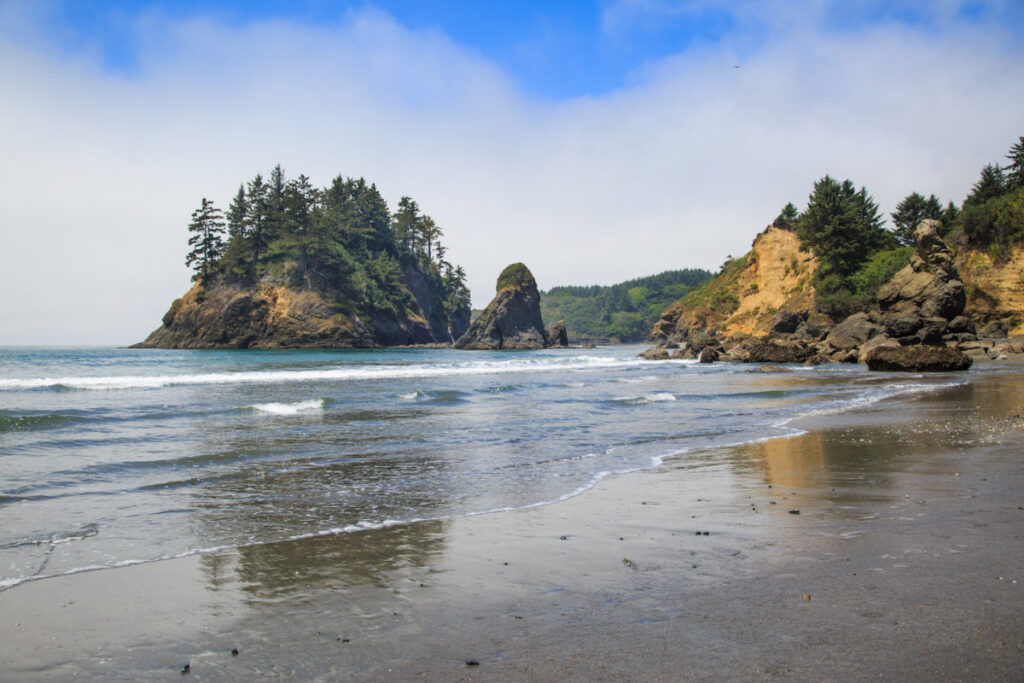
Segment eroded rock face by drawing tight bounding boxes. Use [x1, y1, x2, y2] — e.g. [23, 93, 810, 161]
[874, 219, 966, 337]
[546, 320, 569, 347]
[863, 345, 972, 372]
[455, 263, 556, 350]
[135, 284, 378, 349]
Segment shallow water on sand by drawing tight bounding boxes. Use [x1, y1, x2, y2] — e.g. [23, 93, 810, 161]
[0, 345, 972, 590]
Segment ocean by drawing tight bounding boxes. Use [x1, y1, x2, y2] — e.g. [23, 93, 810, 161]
[0, 345, 969, 592]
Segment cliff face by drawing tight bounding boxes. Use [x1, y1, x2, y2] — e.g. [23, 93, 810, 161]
[455, 263, 565, 350]
[135, 275, 465, 349]
[958, 245, 1024, 335]
[651, 226, 819, 341]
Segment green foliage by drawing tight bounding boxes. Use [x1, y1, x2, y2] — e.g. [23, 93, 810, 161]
[773, 202, 799, 230]
[496, 263, 536, 291]
[814, 246, 912, 320]
[953, 136, 1024, 254]
[797, 176, 895, 277]
[187, 165, 471, 330]
[185, 198, 225, 283]
[540, 269, 712, 342]
[891, 192, 943, 245]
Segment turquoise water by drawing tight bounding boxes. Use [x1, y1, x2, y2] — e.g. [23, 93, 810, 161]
[0, 345, 966, 590]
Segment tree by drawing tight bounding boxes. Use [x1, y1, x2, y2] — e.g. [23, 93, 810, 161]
[1005, 136, 1024, 190]
[284, 174, 319, 285]
[891, 192, 943, 245]
[391, 196, 421, 257]
[185, 198, 225, 283]
[964, 164, 1006, 207]
[797, 176, 892, 277]
[244, 174, 270, 283]
[773, 202, 799, 230]
[419, 215, 443, 260]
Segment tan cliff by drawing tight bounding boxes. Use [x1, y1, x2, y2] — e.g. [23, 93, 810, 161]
[958, 246, 1024, 335]
[652, 225, 819, 340]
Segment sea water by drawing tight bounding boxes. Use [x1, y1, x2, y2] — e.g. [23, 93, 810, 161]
[0, 345, 966, 590]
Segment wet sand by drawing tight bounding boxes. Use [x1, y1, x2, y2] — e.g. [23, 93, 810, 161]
[2, 368, 1023, 680]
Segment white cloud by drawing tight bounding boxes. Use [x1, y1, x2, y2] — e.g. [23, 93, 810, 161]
[0, 2, 1022, 344]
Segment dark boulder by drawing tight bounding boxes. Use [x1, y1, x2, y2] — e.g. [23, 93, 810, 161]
[744, 338, 815, 363]
[545, 320, 569, 347]
[769, 310, 806, 335]
[698, 346, 720, 363]
[863, 345, 973, 372]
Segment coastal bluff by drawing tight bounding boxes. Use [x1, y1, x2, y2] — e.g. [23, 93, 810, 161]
[455, 263, 568, 350]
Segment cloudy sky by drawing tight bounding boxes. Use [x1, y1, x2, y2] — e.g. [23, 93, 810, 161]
[1, 0, 1022, 345]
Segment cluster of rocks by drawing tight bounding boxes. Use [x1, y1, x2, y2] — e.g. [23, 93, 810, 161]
[642, 221, 1018, 372]
[455, 263, 568, 350]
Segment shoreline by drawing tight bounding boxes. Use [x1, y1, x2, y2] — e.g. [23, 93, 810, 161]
[2, 367, 1023, 680]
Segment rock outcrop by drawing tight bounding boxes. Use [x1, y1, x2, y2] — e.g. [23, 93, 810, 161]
[640, 220, 977, 371]
[652, 225, 820, 342]
[873, 219, 967, 341]
[134, 269, 469, 349]
[134, 284, 379, 349]
[455, 263, 561, 350]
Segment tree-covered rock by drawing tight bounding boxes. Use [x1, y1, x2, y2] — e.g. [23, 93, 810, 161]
[137, 166, 471, 348]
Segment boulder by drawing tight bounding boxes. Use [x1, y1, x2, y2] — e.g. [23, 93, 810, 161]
[857, 334, 900, 364]
[769, 310, 806, 335]
[697, 346, 720, 363]
[978, 320, 1008, 338]
[825, 312, 881, 352]
[638, 347, 671, 361]
[545, 320, 569, 348]
[744, 338, 815, 363]
[455, 263, 552, 350]
[863, 345, 972, 372]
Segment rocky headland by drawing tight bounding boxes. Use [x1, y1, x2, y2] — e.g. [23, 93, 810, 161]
[135, 264, 469, 349]
[455, 263, 568, 350]
[644, 219, 1022, 371]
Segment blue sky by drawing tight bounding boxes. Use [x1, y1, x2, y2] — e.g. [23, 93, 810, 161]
[1, 0, 1023, 343]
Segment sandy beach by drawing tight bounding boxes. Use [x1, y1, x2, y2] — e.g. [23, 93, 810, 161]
[2, 367, 1023, 681]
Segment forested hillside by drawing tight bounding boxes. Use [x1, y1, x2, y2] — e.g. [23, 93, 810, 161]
[540, 269, 711, 342]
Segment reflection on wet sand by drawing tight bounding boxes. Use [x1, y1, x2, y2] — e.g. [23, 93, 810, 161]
[200, 520, 449, 598]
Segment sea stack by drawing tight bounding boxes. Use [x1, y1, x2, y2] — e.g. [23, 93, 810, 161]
[455, 263, 566, 350]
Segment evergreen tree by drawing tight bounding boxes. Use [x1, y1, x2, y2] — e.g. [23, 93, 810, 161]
[941, 201, 960, 227]
[284, 174, 319, 285]
[392, 196, 420, 257]
[245, 174, 270, 283]
[419, 216, 443, 261]
[773, 202, 799, 230]
[891, 192, 943, 245]
[797, 176, 892, 277]
[185, 198, 225, 283]
[964, 164, 1006, 207]
[1005, 136, 1024, 190]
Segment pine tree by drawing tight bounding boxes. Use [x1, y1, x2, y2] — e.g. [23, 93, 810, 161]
[891, 192, 943, 245]
[797, 176, 892, 277]
[1005, 136, 1024, 190]
[392, 196, 420, 257]
[964, 164, 1006, 207]
[245, 174, 270, 283]
[773, 202, 799, 230]
[419, 216, 443, 261]
[185, 198, 225, 283]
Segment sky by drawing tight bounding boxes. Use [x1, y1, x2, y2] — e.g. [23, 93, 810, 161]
[1, 0, 1023, 345]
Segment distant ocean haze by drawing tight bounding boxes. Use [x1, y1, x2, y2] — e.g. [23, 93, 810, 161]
[0, 345, 966, 590]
